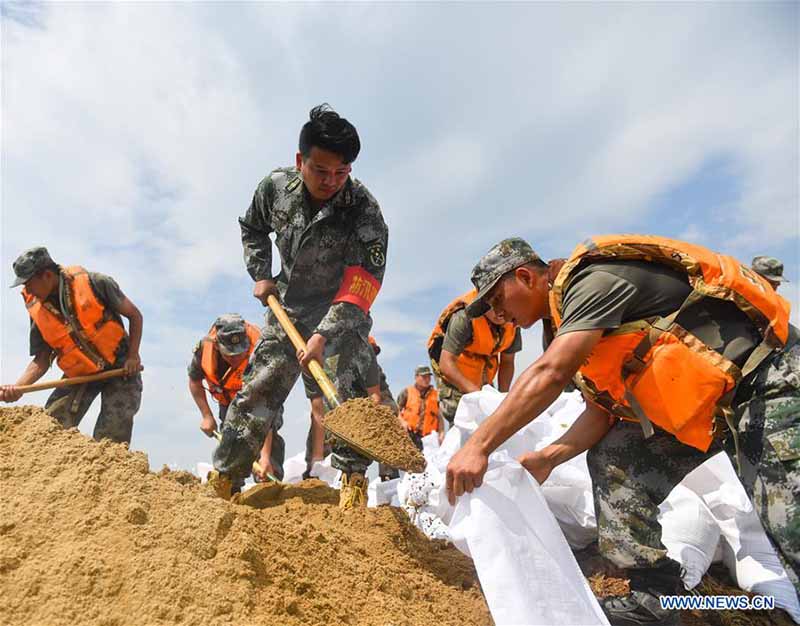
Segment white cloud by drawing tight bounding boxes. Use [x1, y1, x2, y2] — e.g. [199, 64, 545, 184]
[2, 2, 797, 470]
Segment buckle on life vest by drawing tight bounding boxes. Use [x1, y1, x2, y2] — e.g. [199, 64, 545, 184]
[621, 354, 647, 377]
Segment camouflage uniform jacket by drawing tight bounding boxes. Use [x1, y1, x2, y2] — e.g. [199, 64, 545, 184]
[240, 167, 388, 338]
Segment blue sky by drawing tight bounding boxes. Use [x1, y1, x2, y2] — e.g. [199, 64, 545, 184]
[2, 2, 797, 473]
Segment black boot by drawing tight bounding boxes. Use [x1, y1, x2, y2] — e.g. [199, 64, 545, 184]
[601, 561, 684, 626]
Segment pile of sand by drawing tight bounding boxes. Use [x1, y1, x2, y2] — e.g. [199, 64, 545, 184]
[0, 406, 489, 626]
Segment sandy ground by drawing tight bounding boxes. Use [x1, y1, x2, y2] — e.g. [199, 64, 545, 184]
[1, 405, 794, 625]
[0, 406, 488, 626]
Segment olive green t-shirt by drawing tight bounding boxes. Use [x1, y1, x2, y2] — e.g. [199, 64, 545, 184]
[442, 309, 523, 356]
[29, 271, 129, 364]
[555, 260, 760, 367]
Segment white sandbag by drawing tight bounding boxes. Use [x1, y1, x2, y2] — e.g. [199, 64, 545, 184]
[449, 456, 609, 626]
[677, 453, 800, 621]
[309, 454, 341, 487]
[421, 431, 441, 457]
[368, 477, 400, 507]
[468, 388, 597, 549]
[658, 484, 721, 590]
[448, 388, 598, 548]
[196, 462, 213, 483]
[281, 451, 308, 484]
[411, 388, 608, 624]
[397, 465, 452, 540]
[367, 477, 378, 507]
[531, 393, 597, 549]
[540, 455, 597, 549]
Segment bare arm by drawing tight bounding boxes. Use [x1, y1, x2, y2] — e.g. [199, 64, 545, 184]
[116, 296, 143, 376]
[189, 378, 216, 436]
[367, 384, 382, 405]
[446, 328, 603, 503]
[256, 429, 275, 480]
[440, 349, 481, 394]
[518, 400, 613, 483]
[497, 352, 515, 392]
[0, 350, 52, 402]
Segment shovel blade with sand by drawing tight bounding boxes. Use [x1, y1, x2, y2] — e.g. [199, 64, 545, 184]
[212, 430, 283, 508]
[266, 295, 425, 473]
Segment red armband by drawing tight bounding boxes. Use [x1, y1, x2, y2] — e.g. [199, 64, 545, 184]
[332, 266, 381, 313]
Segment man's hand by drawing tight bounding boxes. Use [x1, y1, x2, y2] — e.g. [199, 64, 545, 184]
[123, 353, 142, 377]
[0, 385, 23, 403]
[254, 453, 275, 482]
[253, 279, 279, 306]
[199, 414, 217, 437]
[517, 449, 554, 485]
[446, 441, 489, 505]
[297, 333, 326, 370]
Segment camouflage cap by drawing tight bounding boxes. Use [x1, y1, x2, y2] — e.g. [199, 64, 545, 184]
[414, 365, 433, 377]
[213, 314, 250, 356]
[10, 246, 57, 288]
[751, 256, 788, 283]
[465, 238, 542, 318]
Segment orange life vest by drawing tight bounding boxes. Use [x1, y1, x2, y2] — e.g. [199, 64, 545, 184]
[23, 266, 126, 377]
[550, 234, 791, 452]
[400, 385, 440, 436]
[428, 289, 517, 387]
[200, 322, 261, 405]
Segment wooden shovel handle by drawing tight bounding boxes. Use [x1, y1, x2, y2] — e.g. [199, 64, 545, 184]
[266, 295, 341, 408]
[12, 367, 142, 394]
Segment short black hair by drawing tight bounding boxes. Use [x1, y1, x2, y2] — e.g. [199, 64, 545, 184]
[298, 104, 361, 164]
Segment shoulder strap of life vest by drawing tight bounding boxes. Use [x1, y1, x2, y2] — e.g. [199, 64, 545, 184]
[61, 266, 114, 369]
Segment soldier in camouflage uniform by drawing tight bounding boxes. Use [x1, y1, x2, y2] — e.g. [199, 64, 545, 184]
[1, 247, 143, 445]
[752, 255, 789, 292]
[210, 105, 388, 510]
[188, 313, 281, 488]
[446, 238, 799, 625]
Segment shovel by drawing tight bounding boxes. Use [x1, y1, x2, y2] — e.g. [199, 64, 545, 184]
[212, 430, 283, 507]
[8, 367, 142, 395]
[266, 294, 395, 467]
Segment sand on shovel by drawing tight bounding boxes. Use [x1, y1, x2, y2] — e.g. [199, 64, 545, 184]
[324, 397, 427, 473]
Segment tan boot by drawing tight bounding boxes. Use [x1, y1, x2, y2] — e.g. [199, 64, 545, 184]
[207, 470, 233, 501]
[339, 472, 367, 511]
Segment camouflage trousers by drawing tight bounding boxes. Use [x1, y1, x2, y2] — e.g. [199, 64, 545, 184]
[587, 339, 800, 592]
[44, 373, 143, 445]
[213, 318, 375, 483]
[436, 378, 461, 425]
